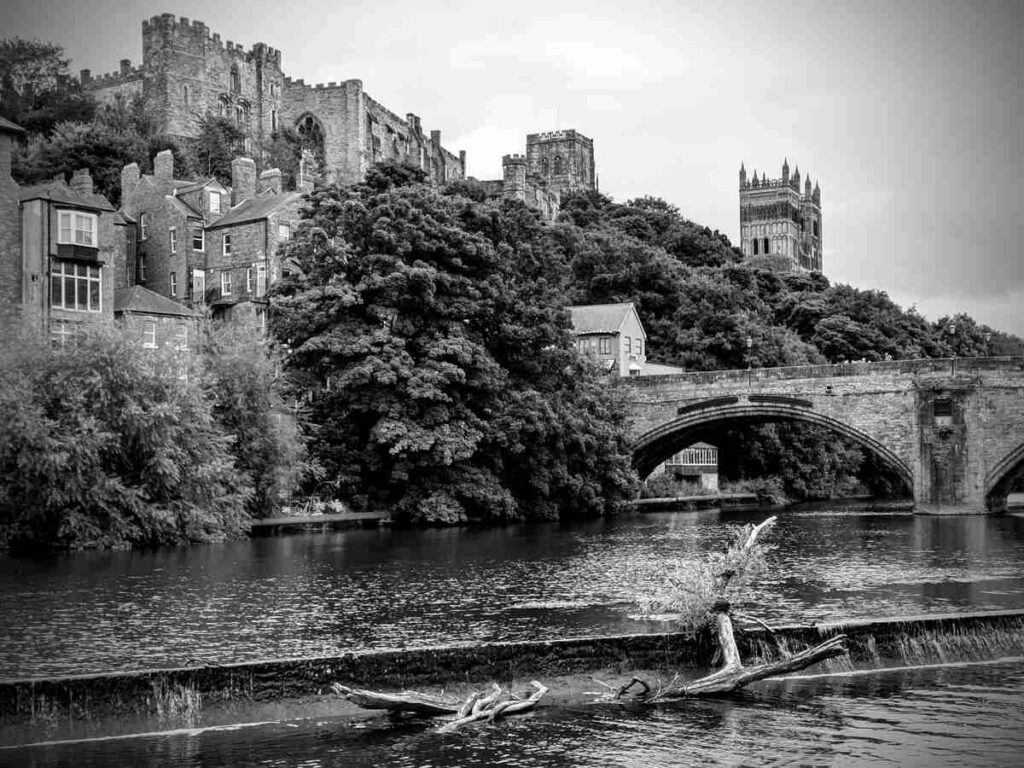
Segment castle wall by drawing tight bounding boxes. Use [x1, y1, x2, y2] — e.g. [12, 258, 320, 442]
[281, 79, 364, 185]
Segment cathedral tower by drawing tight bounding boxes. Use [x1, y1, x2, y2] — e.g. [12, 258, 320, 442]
[738, 159, 822, 271]
[525, 130, 596, 196]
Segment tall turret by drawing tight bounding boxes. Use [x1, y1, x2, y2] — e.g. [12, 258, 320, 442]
[813, 180, 821, 204]
[782, 158, 789, 185]
[792, 165, 801, 189]
[739, 162, 747, 189]
[502, 154, 527, 202]
[805, 176, 812, 196]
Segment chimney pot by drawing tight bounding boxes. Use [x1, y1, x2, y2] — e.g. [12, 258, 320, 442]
[259, 167, 282, 195]
[153, 150, 174, 182]
[70, 168, 94, 196]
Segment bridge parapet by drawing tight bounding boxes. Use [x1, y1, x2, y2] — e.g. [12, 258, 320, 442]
[622, 357, 1024, 389]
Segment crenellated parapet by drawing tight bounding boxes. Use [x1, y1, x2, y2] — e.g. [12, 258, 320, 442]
[139, 14, 282, 66]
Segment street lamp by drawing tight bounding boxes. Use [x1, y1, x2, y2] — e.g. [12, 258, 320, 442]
[746, 336, 753, 371]
[985, 332, 992, 357]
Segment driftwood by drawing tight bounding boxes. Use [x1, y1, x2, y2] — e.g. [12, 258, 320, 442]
[331, 680, 550, 732]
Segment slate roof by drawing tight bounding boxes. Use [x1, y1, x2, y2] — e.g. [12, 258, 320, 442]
[174, 178, 222, 196]
[207, 191, 304, 230]
[114, 286, 199, 318]
[165, 195, 202, 219]
[0, 115, 25, 134]
[18, 179, 115, 211]
[567, 303, 645, 337]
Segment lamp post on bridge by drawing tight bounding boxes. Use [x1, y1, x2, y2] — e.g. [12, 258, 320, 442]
[947, 320, 957, 374]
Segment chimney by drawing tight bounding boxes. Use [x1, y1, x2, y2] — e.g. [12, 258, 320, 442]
[121, 162, 140, 201]
[259, 168, 282, 195]
[231, 156, 257, 205]
[80, 68, 92, 86]
[153, 149, 174, 182]
[70, 168, 94, 196]
[120, 59, 132, 75]
[430, 129, 441, 146]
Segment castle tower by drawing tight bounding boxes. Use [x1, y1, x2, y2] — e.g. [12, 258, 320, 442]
[502, 154, 527, 202]
[525, 129, 595, 196]
[738, 158, 823, 272]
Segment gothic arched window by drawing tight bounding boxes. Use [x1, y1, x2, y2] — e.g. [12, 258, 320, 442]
[218, 96, 229, 118]
[296, 113, 325, 160]
[541, 158, 550, 176]
[553, 156, 563, 175]
[230, 65, 241, 94]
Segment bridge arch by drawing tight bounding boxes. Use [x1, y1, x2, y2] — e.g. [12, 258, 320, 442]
[632, 399, 913, 490]
[986, 442, 1024, 508]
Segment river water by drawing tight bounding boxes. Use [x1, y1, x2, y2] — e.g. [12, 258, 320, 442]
[2, 508, 1024, 765]
[3, 509, 1024, 679]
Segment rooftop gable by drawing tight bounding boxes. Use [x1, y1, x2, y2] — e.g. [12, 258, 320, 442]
[114, 285, 199, 318]
[17, 179, 115, 211]
[567, 302, 646, 338]
[207, 191, 304, 230]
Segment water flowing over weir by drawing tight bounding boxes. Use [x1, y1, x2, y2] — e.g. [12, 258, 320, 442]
[2, 609, 1022, 742]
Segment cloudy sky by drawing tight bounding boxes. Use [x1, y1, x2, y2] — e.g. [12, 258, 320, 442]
[9, 0, 1024, 334]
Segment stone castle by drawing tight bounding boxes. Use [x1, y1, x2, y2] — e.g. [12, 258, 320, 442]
[81, 13, 467, 187]
[739, 159, 822, 271]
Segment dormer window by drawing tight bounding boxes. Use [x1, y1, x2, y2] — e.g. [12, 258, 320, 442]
[209, 192, 221, 213]
[58, 211, 98, 248]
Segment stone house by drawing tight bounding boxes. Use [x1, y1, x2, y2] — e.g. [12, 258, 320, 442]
[114, 284, 199, 354]
[567, 303, 649, 377]
[658, 442, 720, 491]
[0, 116, 121, 346]
[119, 149, 229, 307]
[203, 158, 306, 326]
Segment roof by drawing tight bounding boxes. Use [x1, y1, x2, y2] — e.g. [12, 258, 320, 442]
[567, 303, 645, 338]
[0, 115, 25, 134]
[174, 178, 223, 196]
[165, 195, 202, 219]
[114, 286, 199, 318]
[207, 191, 304, 230]
[17, 179, 115, 211]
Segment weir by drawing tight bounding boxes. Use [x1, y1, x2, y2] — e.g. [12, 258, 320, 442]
[2, 609, 1022, 735]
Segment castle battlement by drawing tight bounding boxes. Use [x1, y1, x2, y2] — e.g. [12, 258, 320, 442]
[503, 154, 527, 163]
[81, 62, 144, 86]
[140, 14, 281, 66]
[527, 129, 592, 144]
[283, 77, 360, 92]
[739, 159, 822, 271]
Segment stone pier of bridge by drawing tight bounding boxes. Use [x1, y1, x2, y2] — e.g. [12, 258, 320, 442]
[620, 357, 1024, 514]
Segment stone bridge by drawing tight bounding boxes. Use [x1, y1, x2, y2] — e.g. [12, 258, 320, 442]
[620, 357, 1024, 514]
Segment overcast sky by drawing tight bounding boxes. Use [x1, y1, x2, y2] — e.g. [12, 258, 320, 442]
[9, 0, 1024, 335]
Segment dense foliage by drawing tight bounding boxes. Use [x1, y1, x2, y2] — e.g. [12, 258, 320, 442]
[0, 324, 303, 551]
[270, 163, 637, 524]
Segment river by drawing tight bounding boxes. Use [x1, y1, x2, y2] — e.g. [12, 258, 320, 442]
[2, 508, 1024, 765]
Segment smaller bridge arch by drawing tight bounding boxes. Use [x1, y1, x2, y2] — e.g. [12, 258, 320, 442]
[986, 441, 1024, 507]
[632, 398, 913, 489]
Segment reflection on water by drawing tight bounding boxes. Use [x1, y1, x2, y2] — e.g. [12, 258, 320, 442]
[3, 510, 1024, 678]
[5, 660, 1024, 767]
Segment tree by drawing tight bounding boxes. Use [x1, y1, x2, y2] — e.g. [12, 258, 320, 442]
[270, 171, 636, 523]
[0, 38, 94, 134]
[198, 320, 309, 517]
[188, 114, 246, 185]
[0, 325, 251, 551]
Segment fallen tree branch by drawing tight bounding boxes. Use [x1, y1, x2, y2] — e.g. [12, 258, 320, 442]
[330, 683, 459, 716]
[436, 681, 548, 733]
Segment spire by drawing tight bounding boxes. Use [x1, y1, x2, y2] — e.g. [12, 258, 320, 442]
[751, 170, 759, 188]
[813, 180, 821, 203]
[782, 157, 790, 184]
[761, 172, 767, 185]
[805, 175, 812, 195]
[739, 162, 747, 188]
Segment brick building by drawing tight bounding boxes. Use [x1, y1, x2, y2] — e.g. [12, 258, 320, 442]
[0, 117, 122, 345]
[739, 159, 822, 271]
[82, 14, 466, 187]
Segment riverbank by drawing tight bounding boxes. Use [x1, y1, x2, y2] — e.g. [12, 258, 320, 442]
[3, 609, 1022, 746]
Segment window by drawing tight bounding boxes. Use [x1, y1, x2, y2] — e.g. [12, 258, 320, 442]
[230, 65, 240, 94]
[57, 211, 98, 247]
[762, 237, 769, 254]
[169, 227, 177, 254]
[183, 84, 190, 106]
[541, 158, 550, 176]
[209, 192, 221, 214]
[192, 228, 205, 250]
[51, 261, 101, 311]
[624, 336, 632, 354]
[218, 98, 228, 118]
[255, 264, 267, 296]
[636, 339, 643, 356]
[192, 268, 206, 299]
[236, 105, 244, 126]
[138, 254, 147, 282]
[170, 271, 177, 297]
[223, 234, 232, 256]
[813, 220, 819, 237]
[142, 321, 157, 348]
[599, 337, 611, 355]
[221, 271, 232, 296]
[139, 212, 148, 240]
[50, 320, 76, 349]
[278, 224, 290, 240]
[174, 323, 189, 351]
[752, 238, 759, 255]
[246, 265, 253, 294]
[934, 398, 953, 418]
[553, 156, 563, 175]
